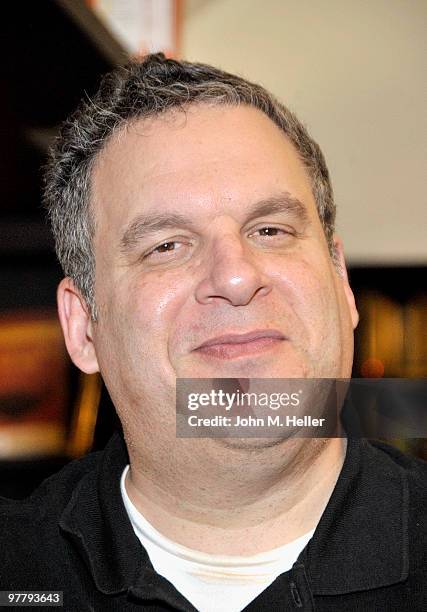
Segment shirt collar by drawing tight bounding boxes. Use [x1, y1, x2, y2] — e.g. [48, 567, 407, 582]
[299, 437, 409, 594]
[59, 433, 409, 598]
[59, 432, 198, 610]
[59, 433, 143, 595]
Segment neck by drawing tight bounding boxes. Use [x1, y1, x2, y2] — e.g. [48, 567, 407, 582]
[125, 436, 347, 555]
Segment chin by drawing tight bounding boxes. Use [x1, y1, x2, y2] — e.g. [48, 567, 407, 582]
[186, 361, 311, 380]
[213, 436, 291, 451]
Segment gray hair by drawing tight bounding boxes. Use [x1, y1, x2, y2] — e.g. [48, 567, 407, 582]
[44, 53, 336, 319]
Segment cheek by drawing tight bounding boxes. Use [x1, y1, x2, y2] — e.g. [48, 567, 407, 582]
[270, 255, 341, 343]
[271, 256, 331, 314]
[94, 273, 190, 402]
[120, 270, 192, 355]
[141, 269, 184, 309]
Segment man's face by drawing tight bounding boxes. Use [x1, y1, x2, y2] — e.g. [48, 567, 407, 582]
[89, 105, 358, 432]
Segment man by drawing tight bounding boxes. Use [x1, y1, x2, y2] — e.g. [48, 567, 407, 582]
[1, 54, 425, 611]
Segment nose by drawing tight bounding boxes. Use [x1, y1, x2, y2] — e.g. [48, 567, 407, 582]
[195, 234, 272, 306]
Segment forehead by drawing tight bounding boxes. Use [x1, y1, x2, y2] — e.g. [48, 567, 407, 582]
[91, 104, 316, 233]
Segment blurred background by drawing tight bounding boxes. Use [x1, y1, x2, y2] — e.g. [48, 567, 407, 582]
[1, 0, 426, 497]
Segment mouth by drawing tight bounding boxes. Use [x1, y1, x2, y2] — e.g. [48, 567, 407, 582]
[194, 329, 286, 360]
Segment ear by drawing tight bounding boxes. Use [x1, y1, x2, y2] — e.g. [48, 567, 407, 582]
[57, 277, 100, 374]
[333, 235, 359, 330]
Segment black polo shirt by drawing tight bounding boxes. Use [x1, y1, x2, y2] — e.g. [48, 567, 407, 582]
[0, 433, 425, 611]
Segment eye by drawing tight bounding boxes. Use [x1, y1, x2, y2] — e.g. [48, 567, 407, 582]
[143, 238, 191, 261]
[146, 241, 180, 257]
[256, 227, 284, 237]
[153, 241, 178, 253]
[251, 226, 291, 238]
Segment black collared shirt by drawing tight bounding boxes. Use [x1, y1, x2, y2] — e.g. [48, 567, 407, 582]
[0, 433, 425, 611]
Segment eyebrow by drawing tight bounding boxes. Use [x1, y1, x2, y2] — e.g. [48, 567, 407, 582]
[119, 191, 309, 255]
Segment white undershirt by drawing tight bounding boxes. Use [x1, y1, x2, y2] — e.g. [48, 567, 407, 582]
[120, 465, 314, 612]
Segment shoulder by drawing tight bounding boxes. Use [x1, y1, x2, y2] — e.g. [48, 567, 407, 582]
[365, 439, 427, 507]
[354, 438, 426, 538]
[367, 439, 427, 487]
[0, 433, 129, 589]
[367, 440, 426, 564]
[0, 447, 103, 529]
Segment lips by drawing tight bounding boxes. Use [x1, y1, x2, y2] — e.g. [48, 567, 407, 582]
[194, 329, 285, 359]
[196, 329, 285, 349]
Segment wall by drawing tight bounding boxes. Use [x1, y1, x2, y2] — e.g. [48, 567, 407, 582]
[182, 0, 426, 264]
